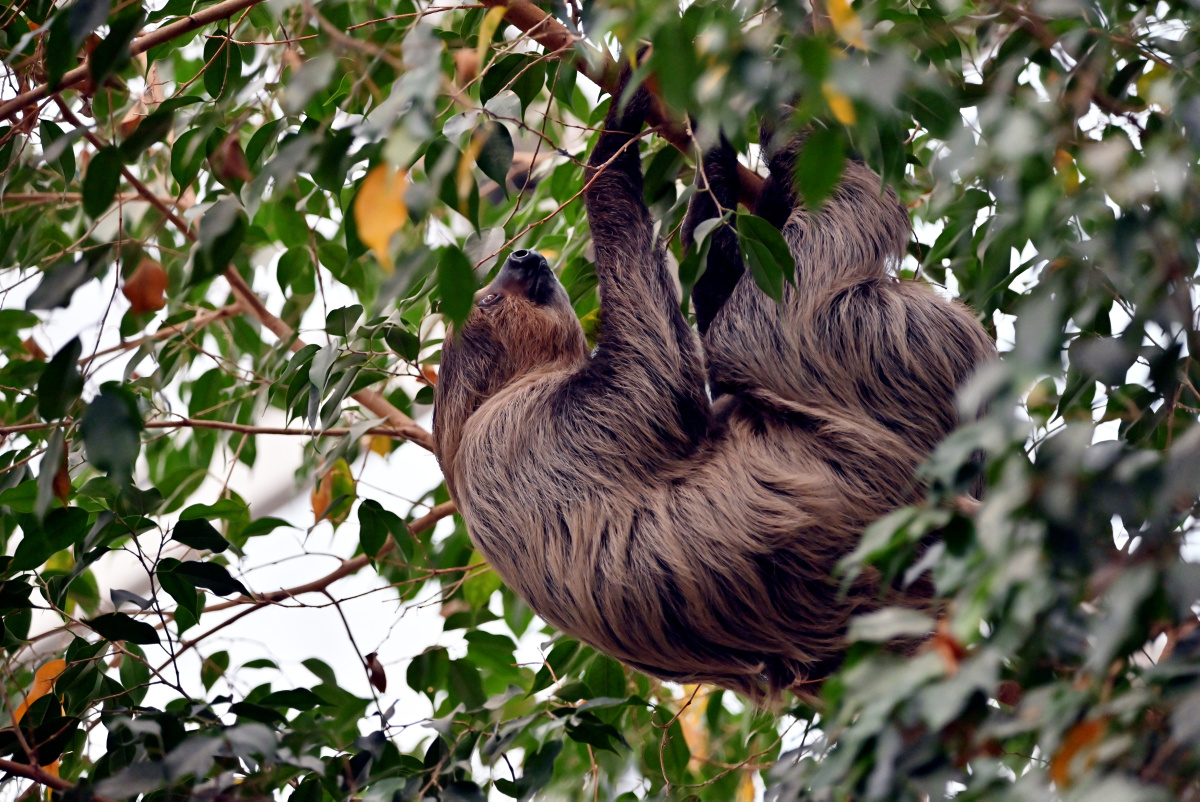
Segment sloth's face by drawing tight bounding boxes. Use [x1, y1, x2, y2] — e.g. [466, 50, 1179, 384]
[434, 249, 588, 474]
[437, 250, 586, 410]
[463, 249, 586, 373]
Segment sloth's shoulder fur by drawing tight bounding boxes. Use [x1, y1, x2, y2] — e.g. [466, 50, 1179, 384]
[434, 84, 995, 703]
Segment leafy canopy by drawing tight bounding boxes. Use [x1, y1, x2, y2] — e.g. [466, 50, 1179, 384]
[0, 0, 1199, 799]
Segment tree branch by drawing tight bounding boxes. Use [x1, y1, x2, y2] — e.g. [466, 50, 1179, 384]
[79, 302, 244, 365]
[1, 192, 179, 205]
[1, 419, 411, 438]
[0, 0, 269, 124]
[478, 0, 764, 208]
[50, 101, 434, 451]
[0, 758, 73, 792]
[204, 500, 457, 612]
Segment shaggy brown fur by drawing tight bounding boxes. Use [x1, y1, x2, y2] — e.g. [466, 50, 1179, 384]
[433, 78, 994, 704]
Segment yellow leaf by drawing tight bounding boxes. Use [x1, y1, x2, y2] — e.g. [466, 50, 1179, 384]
[354, 165, 409, 272]
[736, 770, 757, 802]
[827, 0, 867, 49]
[822, 82, 857, 125]
[15, 659, 66, 722]
[456, 133, 486, 216]
[368, 434, 393, 457]
[678, 685, 710, 765]
[1054, 148, 1080, 194]
[311, 458, 357, 526]
[1049, 718, 1109, 787]
[475, 6, 508, 78]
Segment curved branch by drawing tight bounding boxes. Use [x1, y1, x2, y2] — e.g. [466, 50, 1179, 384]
[0, 0, 268, 123]
[0, 758, 73, 792]
[51, 100, 434, 451]
[204, 500, 457, 612]
[478, 0, 764, 208]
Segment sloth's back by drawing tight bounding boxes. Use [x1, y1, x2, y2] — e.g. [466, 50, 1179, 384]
[456, 372, 932, 700]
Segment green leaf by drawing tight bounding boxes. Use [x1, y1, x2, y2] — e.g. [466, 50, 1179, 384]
[85, 612, 160, 645]
[260, 687, 324, 710]
[119, 643, 151, 704]
[200, 650, 230, 691]
[80, 383, 143, 486]
[43, 14, 76, 89]
[120, 107, 175, 161]
[229, 701, 286, 724]
[494, 739, 561, 799]
[26, 247, 111, 310]
[35, 428, 66, 520]
[173, 560, 250, 597]
[302, 657, 338, 686]
[447, 659, 486, 710]
[39, 120, 76, 182]
[442, 782, 486, 802]
[172, 129, 207, 189]
[203, 31, 242, 99]
[384, 325, 420, 361]
[325, 304, 363, 337]
[794, 125, 846, 208]
[156, 558, 202, 632]
[67, 0, 110, 47]
[180, 498, 247, 521]
[564, 711, 627, 753]
[192, 198, 246, 285]
[358, 498, 405, 559]
[82, 146, 123, 218]
[172, 518, 230, 553]
[10, 507, 90, 572]
[37, 336, 84, 420]
[89, 7, 145, 85]
[480, 55, 527, 104]
[437, 246, 477, 328]
[653, 711, 689, 780]
[583, 654, 626, 699]
[736, 212, 795, 303]
[476, 123, 513, 193]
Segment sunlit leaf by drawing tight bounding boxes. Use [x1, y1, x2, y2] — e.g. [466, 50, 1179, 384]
[353, 164, 408, 272]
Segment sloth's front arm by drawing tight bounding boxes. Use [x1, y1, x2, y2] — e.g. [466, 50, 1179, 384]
[569, 80, 712, 468]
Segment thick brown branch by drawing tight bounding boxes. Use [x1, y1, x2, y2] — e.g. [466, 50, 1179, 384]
[0, 0, 268, 123]
[478, 0, 764, 208]
[0, 758, 73, 792]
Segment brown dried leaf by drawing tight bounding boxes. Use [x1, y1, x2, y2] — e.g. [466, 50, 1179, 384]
[1049, 717, 1109, 787]
[53, 449, 72, 506]
[210, 133, 254, 183]
[365, 652, 387, 693]
[122, 258, 168, 314]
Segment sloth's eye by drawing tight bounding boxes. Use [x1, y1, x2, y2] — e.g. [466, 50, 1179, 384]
[479, 293, 501, 307]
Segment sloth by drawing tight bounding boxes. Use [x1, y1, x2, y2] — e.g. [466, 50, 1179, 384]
[433, 75, 994, 703]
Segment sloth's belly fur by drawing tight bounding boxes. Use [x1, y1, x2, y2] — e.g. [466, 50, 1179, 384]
[454, 386, 928, 700]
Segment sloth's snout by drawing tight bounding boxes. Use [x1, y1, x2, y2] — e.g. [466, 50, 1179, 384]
[507, 249, 546, 270]
[494, 249, 559, 306]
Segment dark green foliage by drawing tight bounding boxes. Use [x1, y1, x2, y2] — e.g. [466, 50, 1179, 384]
[1, 0, 1198, 800]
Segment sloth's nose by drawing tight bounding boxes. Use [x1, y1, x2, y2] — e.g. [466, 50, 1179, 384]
[507, 249, 547, 271]
[494, 249, 558, 305]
